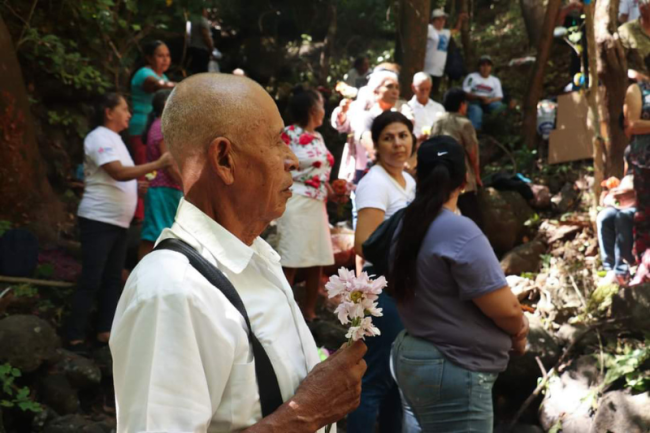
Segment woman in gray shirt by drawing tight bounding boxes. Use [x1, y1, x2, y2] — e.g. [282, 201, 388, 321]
[390, 136, 529, 433]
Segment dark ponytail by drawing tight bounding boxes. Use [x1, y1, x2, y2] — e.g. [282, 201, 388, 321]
[142, 89, 172, 144]
[390, 137, 466, 302]
[94, 92, 124, 128]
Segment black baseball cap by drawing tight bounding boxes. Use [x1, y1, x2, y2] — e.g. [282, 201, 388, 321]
[417, 135, 466, 181]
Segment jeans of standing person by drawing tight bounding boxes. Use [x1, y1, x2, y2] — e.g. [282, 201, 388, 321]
[66, 217, 129, 341]
[597, 206, 636, 276]
[392, 331, 498, 433]
[467, 101, 505, 131]
[457, 191, 483, 230]
[346, 270, 405, 433]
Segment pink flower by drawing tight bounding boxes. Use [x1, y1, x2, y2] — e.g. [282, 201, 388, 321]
[298, 133, 314, 145]
[304, 175, 321, 189]
[289, 125, 295, 131]
[281, 132, 291, 145]
[346, 317, 381, 341]
[325, 267, 356, 298]
[313, 160, 322, 168]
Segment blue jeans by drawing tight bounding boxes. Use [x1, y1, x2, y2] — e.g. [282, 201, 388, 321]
[467, 101, 505, 131]
[597, 207, 636, 275]
[346, 288, 405, 433]
[391, 331, 498, 433]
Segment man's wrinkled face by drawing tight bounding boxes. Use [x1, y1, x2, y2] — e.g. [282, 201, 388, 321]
[235, 92, 299, 222]
[413, 79, 432, 104]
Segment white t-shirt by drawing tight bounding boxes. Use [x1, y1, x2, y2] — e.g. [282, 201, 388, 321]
[355, 165, 416, 220]
[620, 0, 640, 21]
[77, 126, 137, 228]
[424, 25, 451, 77]
[402, 96, 446, 136]
[463, 73, 504, 99]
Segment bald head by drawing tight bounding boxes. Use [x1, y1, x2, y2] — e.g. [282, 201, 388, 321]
[161, 73, 269, 166]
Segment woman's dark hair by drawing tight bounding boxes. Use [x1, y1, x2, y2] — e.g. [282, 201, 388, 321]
[370, 111, 413, 145]
[143, 40, 166, 62]
[95, 92, 124, 128]
[288, 86, 322, 127]
[390, 136, 467, 302]
[442, 88, 467, 113]
[142, 89, 172, 143]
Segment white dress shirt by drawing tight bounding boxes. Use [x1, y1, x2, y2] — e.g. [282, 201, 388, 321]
[110, 198, 332, 432]
[401, 96, 446, 136]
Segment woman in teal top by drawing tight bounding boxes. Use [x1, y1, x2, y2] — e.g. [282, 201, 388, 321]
[129, 40, 175, 220]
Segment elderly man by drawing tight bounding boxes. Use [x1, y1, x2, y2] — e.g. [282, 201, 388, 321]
[619, 0, 650, 81]
[401, 72, 445, 140]
[110, 74, 366, 433]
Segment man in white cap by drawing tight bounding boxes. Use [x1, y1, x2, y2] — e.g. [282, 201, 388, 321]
[424, 8, 467, 99]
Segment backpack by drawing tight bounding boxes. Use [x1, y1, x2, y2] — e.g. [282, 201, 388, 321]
[445, 37, 466, 82]
[0, 229, 39, 277]
[362, 208, 406, 278]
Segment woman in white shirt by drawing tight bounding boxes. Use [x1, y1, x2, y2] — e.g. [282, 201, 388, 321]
[348, 111, 416, 433]
[66, 93, 171, 352]
[276, 88, 335, 321]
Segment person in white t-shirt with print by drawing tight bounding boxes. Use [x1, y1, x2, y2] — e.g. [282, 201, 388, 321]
[424, 9, 467, 99]
[620, 0, 641, 23]
[401, 72, 446, 141]
[463, 55, 506, 131]
[66, 93, 172, 353]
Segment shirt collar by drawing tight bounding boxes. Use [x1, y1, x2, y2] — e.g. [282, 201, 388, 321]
[409, 96, 433, 109]
[172, 199, 280, 274]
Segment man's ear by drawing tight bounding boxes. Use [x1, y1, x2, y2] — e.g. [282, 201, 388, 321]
[207, 137, 235, 185]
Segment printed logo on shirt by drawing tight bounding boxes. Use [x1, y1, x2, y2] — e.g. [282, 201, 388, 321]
[437, 35, 449, 52]
[98, 147, 113, 154]
[475, 84, 495, 93]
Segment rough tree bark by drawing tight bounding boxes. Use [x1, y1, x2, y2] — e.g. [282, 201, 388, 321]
[0, 14, 65, 241]
[395, 0, 430, 100]
[522, 0, 563, 149]
[595, 0, 628, 178]
[460, 0, 473, 66]
[584, 1, 605, 199]
[319, 1, 337, 87]
[520, 0, 549, 48]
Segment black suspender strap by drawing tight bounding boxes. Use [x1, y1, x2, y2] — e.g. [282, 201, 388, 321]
[154, 238, 284, 418]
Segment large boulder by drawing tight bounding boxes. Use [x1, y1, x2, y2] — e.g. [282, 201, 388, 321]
[39, 374, 79, 415]
[0, 315, 60, 372]
[55, 349, 101, 389]
[611, 283, 650, 331]
[539, 355, 601, 432]
[590, 391, 650, 433]
[498, 314, 560, 390]
[501, 240, 547, 276]
[91, 346, 113, 379]
[551, 183, 580, 214]
[478, 188, 535, 255]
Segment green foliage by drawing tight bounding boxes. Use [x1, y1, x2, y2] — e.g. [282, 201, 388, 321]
[0, 364, 41, 413]
[11, 284, 38, 298]
[0, 221, 12, 237]
[35, 263, 55, 279]
[586, 284, 619, 314]
[599, 339, 650, 393]
[47, 109, 89, 139]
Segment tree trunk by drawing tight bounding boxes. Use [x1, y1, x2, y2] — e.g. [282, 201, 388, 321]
[395, 0, 430, 100]
[319, 1, 337, 87]
[519, 0, 549, 48]
[460, 0, 473, 66]
[595, 0, 628, 179]
[584, 2, 605, 199]
[0, 15, 65, 241]
[522, 0, 563, 149]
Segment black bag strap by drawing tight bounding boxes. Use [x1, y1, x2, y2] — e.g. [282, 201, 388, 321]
[154, 238, 283, 418]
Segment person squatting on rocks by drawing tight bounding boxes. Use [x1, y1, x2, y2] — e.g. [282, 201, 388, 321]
[66, 93, 172, 352]
[462, 55, 505, 131]
[390, 136, 529, 433]
[350, 111, 418, 433]
[110, 73, 366, 433]
[275, 87, 336, 322]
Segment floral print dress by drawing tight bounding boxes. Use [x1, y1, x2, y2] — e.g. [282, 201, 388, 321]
[282, 125, 334, 201]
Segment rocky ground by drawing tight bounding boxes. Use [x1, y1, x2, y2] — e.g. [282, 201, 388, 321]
[2, 161, 650, 432]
